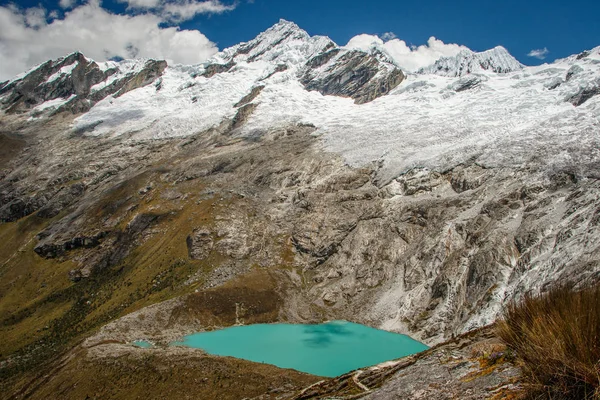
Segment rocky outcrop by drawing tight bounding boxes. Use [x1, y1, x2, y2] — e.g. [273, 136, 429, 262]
[568, 84, 600, 106]
[450, 75, 487, 92]
[234, 85, 264, 107]
[202, 61, 235, 78]
[186, 229, 213, 260]
[301, 49, 405, 104]
[34, 230, 109, 258]
[231, 103, 259, 130]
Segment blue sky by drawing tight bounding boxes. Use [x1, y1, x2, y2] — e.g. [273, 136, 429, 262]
[179, 0, 600, 64]
[1, 0, 599, 79]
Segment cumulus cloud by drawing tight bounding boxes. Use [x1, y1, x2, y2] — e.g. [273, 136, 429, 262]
[162, 1, 235, 22]
[527, 47, 549, 60]
[346, 33, 385, 51]
[381, 31, 396, 41]
[345, 34, 470, 72]
[59, 0, 77, 9]
[116, 0, 235, 22]
[0, 0, 222, 80]
[24, 7, 47, 28]
[118, 0, 161, 8]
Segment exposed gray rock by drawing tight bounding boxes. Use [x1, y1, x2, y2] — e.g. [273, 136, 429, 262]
[234, 85, 264, 107]
[566, 64, 584, 81]
[231, 103, 259, 130]
[568, 84, 600, 106]
[544, 76, 563, 90]
[112, 60, 167, 98]
[576, 50, 591, 59]
[0, 53, 167, 114]
[34, 230, 109, 258]
[186, 229, 214, 260]
[450, 75, 486, 92]
[1, 52, 104, 113]
[449, 164, 491, 193]
[36, 182, 86, 219]
[202, 61, 235, 78]
[259, 64, 289, 81]
[301, 49, 405, 104]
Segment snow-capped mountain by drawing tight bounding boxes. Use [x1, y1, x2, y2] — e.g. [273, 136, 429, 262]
[210, 19, 335, 66]
[1, 19, 599, 373]
[2, 19, 598, 185]
[0, 52, 167, 115]
[418, 46, 524, 76]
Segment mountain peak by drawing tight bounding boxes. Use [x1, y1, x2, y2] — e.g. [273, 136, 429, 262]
[211, 19, 334, 66]
[275, 18, 299, 28]
[263, 18, 305, 37]
[419, 46, 523, 77]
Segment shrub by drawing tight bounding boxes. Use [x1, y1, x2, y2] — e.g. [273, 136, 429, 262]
[497, 285, 600, 399]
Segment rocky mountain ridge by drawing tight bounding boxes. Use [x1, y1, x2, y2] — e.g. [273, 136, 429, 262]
[0, 52, 167, 115]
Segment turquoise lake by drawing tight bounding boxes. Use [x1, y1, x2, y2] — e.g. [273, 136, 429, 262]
[172, 321, 428, 377]
[132, 340, 153, 348]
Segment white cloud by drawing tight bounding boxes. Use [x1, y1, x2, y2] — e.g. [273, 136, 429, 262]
[381, 31, 396, 41]
[59, 0, 77, 9]
[527, 47, 549, 60]
[118, 0, 161, 8]
[116, 0, 235, 22]
[345, 34, 470, 72]
[24, 7, 46, 28]
[345, 33, 385, 51]
[162, 1, 235, 22]
[0, 1, 221, 80]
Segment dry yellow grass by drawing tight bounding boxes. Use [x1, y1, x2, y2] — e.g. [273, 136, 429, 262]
[497, 285, 600, 400]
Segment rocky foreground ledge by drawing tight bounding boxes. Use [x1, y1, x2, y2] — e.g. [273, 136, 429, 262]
[292, 326, 520, 400]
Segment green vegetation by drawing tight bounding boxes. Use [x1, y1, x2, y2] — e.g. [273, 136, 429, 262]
[497, 285, 600, 399]
[0, 174, 223, 380]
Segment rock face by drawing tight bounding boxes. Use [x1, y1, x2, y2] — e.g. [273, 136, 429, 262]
[186, 229, 214, 260]
[568, 81, 600, 106]
[301, 48, 405, 104]
[419, 46, 524, 77]
[34, 230, 108, 259]
[0, 52, 167, 114]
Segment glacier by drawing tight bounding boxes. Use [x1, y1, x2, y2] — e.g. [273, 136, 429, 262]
[1, 19, 598, 186]
[66, 20, 600, 185]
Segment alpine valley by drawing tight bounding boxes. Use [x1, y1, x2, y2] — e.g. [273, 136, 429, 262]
[1, 20, 599, 399]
